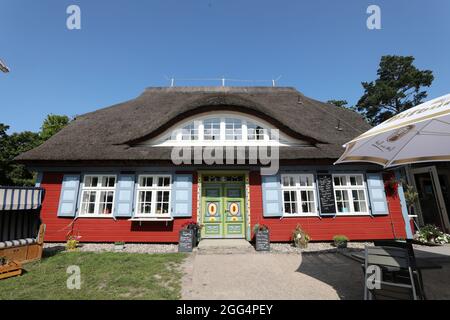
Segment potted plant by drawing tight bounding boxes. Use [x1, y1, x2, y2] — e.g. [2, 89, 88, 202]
[114, 241, 126, 251]
[292, 224, 310, 249]
[404, 184, 419, 215]
[413, 224, 450, 246]
[384, 176, 399, 197]
[253, 224, 270, 251]
[333, 235, 349, 248]
[66, 235, 80, 251]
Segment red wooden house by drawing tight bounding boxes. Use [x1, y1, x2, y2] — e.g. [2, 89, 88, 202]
[16, 87, 410, 243]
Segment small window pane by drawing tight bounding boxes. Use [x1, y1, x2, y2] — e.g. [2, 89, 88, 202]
[85, 176, 99, 187]
[225, 118, 242, 141]
[299, 175, 312, 187]
[350, 175, 363, 186]
[334, 176, 346, 186]
[181, 123, 198, 141]
[158, 176, 170, 187]
[204, 118, 221, 140]
[141, 176, 153, 187]
[247, 123, 265, 140]
[282, 176, 295, 187]
[101, 176, 115, 187]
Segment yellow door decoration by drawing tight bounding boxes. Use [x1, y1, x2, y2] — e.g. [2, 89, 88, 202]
[229, 203, 239, 216]
[208, 203, 217, 216]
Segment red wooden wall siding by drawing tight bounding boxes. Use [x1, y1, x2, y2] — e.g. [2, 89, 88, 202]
[249, 171, 407, 242]
[40, 172, 198, 243]
[40, 171, 406, 242]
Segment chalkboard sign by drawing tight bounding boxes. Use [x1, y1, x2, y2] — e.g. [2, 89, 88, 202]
[255, 230, 270, 251]
[317, 174, 337, 215]
[178, 229, 194, 252]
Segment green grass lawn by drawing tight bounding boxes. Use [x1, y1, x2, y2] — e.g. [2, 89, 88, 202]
[0, 250, 186, 300]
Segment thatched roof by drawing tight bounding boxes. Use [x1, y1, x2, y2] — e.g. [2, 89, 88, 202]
[16, 86, 371, 165]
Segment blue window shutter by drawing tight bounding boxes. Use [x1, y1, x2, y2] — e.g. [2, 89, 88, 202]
[57, 174, 80, 217]
[366, 173, 388, 215]
[262, 174, 283, 217]
[171, 174, 193, 218]
[114, 174, 136, 218]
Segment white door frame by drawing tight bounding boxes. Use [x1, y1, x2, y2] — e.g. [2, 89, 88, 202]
[409, 166, 450, 232]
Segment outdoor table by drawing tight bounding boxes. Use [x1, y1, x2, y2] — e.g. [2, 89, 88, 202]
[350, 252, 443, 270]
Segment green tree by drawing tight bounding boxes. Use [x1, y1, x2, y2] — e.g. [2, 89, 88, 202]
[356, 55, 434, 125]
[0, 127, 40, 186]
[40, 114, 70, 141]
[0, 124, 11, 184]
[327, 100, 349, 108]
[0, 114, 70, 186]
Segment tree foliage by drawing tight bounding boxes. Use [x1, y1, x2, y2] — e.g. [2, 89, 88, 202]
[356, 55, 434, 125]
[0, 114, 71, 186]
[40, 114, 70, 141]
[327, 100, 349, 108]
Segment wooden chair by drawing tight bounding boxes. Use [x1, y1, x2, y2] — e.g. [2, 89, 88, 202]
[364, 246, 418, 300]
[373, 240, 426, 299]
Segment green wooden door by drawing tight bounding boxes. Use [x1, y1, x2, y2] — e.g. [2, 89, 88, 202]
[201, 182, 245, 239]
[223, 184, 245, 238]
[202, 184, 223, 238]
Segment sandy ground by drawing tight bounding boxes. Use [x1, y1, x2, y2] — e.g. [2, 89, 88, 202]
[182, 251, 364, 300]
[181, 251, 450, 300]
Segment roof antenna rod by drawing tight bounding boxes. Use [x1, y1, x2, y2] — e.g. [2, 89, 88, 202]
[163, 76, 282, 87]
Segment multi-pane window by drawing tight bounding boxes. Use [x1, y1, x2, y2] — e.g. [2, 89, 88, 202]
[333, 174, 368, 214]
[203, 118, 221, 140]
[181, 123, 199, 141]
[163, 117, 277, 143]
[136, 175, 171, 216]
[225, 118, 242, 140]
[281, 174, 317, 216]
[247, 123, 265, 140]
[80, 175, 116, 216]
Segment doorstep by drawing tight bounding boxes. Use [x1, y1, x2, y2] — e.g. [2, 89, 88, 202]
[197, 239, 255, 254]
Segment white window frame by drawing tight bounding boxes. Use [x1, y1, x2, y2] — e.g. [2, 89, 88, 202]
[224, 118, 243, 141]
[332, 174, 369, 215]
[79, 174, 117, 218]
[147, 112, 310, 147]
[180, 123, 199, 141]
[135, 174, 172, 218]
[281, 174, 318, 217]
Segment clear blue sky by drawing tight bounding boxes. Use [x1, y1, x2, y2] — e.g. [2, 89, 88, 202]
[1, 0, 449, 133]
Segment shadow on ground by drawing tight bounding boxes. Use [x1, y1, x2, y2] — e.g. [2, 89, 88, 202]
[296, 250, 364, 300]
[296, 248, 450, 300]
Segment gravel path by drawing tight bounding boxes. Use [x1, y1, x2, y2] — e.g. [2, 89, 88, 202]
[44, 243, 179, 254]
[44, 241, 373, 255]
[270, 242, 372, 254]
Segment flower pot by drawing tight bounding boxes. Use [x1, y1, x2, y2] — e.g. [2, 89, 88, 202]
[335, 241, 347, 249]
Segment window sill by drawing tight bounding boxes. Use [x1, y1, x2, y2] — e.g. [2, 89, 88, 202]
[77, 215, 114, 218]
[282, 214, 319, 218]
[334, 213, 371, 217]
[129, 216, 174, 222]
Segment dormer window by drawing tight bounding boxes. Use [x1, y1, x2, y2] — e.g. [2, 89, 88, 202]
[145, 112, 310, 147]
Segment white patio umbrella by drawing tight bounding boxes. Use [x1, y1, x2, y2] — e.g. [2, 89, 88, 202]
[335, 93, 450, 168]
[0, 59, 10, 73]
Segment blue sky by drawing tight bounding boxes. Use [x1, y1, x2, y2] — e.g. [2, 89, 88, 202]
[1, 0, 449, 133]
